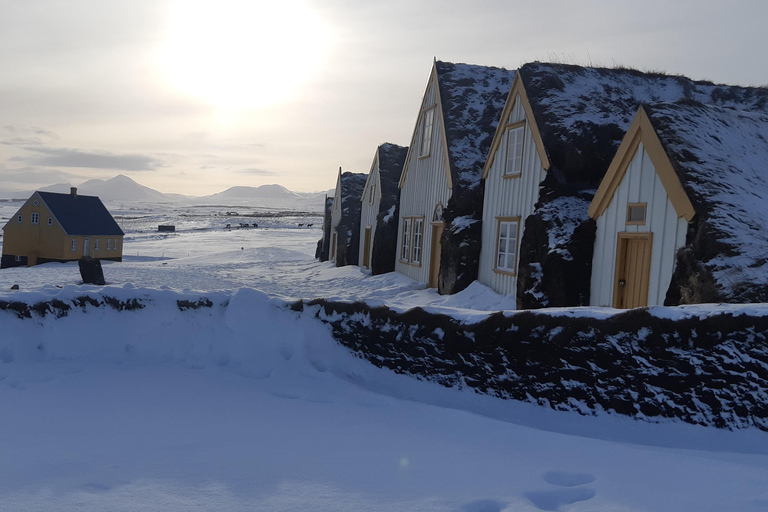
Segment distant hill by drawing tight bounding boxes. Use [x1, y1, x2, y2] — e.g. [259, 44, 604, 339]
[199, 184, 300, 202]
[78, 174, 171, 202]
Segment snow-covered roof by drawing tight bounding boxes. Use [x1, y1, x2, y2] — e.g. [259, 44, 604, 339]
[520, 62, 768, 186]
[375, 143, 407, 208]
[646, 102, 768, 297]
[435, 61, 516, 192]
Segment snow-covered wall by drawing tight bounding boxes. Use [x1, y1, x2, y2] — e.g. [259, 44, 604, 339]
[305, 299, 768, 432]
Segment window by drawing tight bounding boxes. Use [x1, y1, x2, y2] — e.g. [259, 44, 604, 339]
[48, 217, 53, 226]
[504, 123, 525, 177]
[31, 212, 39, 225]
[71, 239, 77, 252]
[495, 218, 520, 274]
[419, 107, 435, 157]
[400, 218, 411, 261]
[627, 203, 647, 225]
[114, 239, 119, 251]
[33, 200, 39, 206]
[369, 184, 376, 205]
[15, 255, 21, 262]
[107, 239, 111, 250]
[17, 215, 22, 223]
[411, 219, 424, 263]
[95, 239, 100, 251]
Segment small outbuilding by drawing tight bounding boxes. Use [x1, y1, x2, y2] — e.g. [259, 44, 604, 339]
[1, 188, 124, 268]
[358, 143, 408, 274]
[589, 103, 768, 306]
[329, 168, 367, 266]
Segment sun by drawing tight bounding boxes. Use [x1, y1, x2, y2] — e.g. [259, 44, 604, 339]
[158, 0, 331, 110]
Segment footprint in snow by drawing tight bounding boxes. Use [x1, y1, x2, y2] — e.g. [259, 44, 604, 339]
[524, 471, 597, 511]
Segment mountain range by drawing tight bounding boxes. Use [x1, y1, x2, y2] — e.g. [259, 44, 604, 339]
[5, 175, 335, 211]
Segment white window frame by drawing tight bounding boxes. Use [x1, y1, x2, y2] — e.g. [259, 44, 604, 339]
[411, 218, 424, 264]
[107, 239, 111, 250]
[71, 239, 77, 252]
[31, 212, 39, 225]
[47, 217, 53, 226]
[369, 183, 376, 205]
[504, 122, 526, 178]
[94, 239, 100, 251]
[494, 217, 520, 275]
[114, 239, 119, 251]
[400, 218, 411, 262]
[17, 215, 22, 223]
[419, 107, 435, 158]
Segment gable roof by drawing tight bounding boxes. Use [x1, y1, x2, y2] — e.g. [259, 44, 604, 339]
[37, 191, 124, 236]
[364, 142, 407, 204]
[517, 62, 768, 186]
[435, 61, 516, 192]
[400, 60, 515, 192]
[647, 103, 768, 293]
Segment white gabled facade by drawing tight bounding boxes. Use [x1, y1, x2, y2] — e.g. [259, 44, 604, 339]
[329, 169, 343, 264]
[359, 154, 381, 269]
[478, 77, 550, 298]
[588, 107, 695, 308]
[395, 64, 452, 286]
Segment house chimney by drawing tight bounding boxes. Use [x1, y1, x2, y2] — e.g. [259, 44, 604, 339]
[70, 187, 77, 198]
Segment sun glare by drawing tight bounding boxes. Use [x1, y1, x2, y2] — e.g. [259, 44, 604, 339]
[159, 0, 330, 110]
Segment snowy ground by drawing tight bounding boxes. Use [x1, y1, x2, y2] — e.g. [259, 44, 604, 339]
[1, 202, 768, 511]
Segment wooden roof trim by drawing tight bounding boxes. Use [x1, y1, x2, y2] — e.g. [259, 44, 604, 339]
[399, 62, 453, 190]
[588, 106, 696, 222]
[361, 150, 380, 202]
[482, 74, 550, 180]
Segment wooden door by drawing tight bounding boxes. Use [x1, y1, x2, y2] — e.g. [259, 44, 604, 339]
[363, 226, 372, 268]
[428, 223, 444, 288]
[613, 233, 653, 309]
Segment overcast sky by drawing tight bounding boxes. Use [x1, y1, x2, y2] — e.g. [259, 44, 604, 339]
[1, 0, 766, 196]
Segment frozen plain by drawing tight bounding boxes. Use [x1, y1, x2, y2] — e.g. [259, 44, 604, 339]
[1, 202, 768, 511]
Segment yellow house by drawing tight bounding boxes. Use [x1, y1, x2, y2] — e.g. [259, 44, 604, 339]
[1, 188, 124, 268]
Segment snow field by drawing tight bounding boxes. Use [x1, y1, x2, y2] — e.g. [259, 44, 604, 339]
[1, 215, 768, 510]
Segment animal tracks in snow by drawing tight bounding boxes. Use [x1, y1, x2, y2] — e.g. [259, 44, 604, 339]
[525, 471, 597, 511]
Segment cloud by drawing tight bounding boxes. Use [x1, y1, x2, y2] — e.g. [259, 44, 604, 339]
[1, 125, 61, 146]
[0, 166, 81, 185]
[19, 147, 162, 171]
[234, 167, 276, 176]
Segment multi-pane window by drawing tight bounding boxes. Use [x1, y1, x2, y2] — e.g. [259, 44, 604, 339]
[17, 215, 22, 223]
[411, 219, 424, 263]
[369, 184, 376, 205]
[504, 124, 525, 177]
[107, 239, 111, 250]
[31, 212, 39, 224]
[95, 239, 100, 251]
[496, 219, 519, 273]
[420, 108, 435, 157]
[400, 218, 411, 261]
[48, 217, 53, 226]
[71, 239, 77, 252]
[114, 239, 119, 251]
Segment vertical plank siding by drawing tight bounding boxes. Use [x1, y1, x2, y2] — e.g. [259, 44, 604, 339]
[590, 144, 688, 306]
[478, 96, 546, 296]
[358, 157, 380, 268]
[395, 78, 452, 285]
[329, 176, 342, 263]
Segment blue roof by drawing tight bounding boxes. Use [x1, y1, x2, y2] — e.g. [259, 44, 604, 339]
[38, 191, 124, 236]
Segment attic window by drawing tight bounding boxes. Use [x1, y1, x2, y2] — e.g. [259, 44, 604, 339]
[369, 184, 376, 205]
[504, 122, 525, 177]
[48, 217, 52, 226]
[31, 213, 39, 225]
[419, 107, 435, 158]
[627, 203, 647, 225]
[33, 200, 39, 206]
[17, 215, 22, 223]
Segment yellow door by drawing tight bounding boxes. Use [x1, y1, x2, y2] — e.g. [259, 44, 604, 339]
[363, 226, 372, 269]
[428, 223, 444, 288]
[613, 233, 653, 309]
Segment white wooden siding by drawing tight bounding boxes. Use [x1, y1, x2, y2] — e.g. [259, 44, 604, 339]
[478, 96, 546, 296]
[395, 78, 451, 284]
[329, 175, 342, 263]
[590, 143, 689, 306]
[359, 157, 381, 268]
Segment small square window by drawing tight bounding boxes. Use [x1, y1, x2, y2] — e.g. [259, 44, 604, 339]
[33, 200, 39, 206]
[15, 255, 21, 262]
[627, 203, 647, 225]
